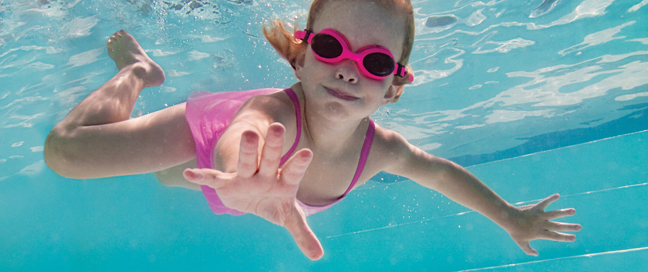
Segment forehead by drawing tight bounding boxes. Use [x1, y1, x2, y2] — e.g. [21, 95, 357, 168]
[312, 1, 405, 59]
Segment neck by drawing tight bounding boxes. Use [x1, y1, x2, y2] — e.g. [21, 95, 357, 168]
[290, 83, 369, 155]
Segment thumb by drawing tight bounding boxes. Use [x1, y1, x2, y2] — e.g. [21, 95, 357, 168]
[285, 206, 324, 260]
[516, 240, 538, 256]
[183, 168, 228, 189]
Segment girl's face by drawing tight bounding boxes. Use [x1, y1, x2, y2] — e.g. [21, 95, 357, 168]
[296, 0, 406, 122]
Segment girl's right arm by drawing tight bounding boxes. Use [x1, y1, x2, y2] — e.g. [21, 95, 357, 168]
[183, 94, 325, 260]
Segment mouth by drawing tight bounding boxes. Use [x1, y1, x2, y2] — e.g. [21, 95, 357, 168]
[324, 86, 359, 101]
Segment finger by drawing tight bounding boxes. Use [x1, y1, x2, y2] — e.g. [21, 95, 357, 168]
[183, 168, 229, 189]
[515, 240, 538, 256]
[285, 206, 324, 260]
[547, 222, 582, 232]
[258, 123, 285, 179]
[535, 194, 560, 211]
[238, 130, 260, 179]
[542, 230, 577, 242]
[543, 208, 576, 220]
[279, 149, 314, 187]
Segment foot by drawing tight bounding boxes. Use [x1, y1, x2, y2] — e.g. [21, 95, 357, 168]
[107, 29, 165, 87]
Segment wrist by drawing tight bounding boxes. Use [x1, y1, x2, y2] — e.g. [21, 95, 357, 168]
[491, 203, 521, 231]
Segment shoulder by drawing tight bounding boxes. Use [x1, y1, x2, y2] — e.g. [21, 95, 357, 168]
[369, 124, 416, 170]
[371, 123, 409, 151]
[369, 123, 435, 177]
[236, 89, 296, 126]
[242, 89, 293, 113]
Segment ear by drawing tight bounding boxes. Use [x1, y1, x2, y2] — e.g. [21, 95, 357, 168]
[294, 65, 302, 80]
[381, 84, 399, 105]
[293, 51, 307, 80]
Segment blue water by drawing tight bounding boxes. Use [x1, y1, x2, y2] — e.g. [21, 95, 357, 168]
[1, 0, 647, 271]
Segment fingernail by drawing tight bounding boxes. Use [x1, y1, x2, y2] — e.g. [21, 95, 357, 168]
[185, 169, 203, 180]
[270, 124, 284, 136]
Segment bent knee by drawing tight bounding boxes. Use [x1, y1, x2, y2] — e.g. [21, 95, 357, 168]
[44, 129, 66, 175]
[44, 128, 82, 178]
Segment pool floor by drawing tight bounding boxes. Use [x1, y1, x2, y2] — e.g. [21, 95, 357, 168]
[1, 130, 647, 271]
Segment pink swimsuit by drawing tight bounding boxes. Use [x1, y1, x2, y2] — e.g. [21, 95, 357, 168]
[185, 88, 375, 216]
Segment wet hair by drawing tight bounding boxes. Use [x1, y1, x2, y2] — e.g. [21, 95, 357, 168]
[262, 0, 415, 102]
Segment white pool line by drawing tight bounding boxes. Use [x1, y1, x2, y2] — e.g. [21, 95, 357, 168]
[456, 246, 648, 271]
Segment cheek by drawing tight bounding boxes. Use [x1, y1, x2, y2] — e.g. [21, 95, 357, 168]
[368, 78, 395, 101]
[367, 77, 393, 91]
[301, 52, 326, 77]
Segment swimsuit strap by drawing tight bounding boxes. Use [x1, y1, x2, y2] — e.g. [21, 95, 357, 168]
[280, 88, 302, 166]
[341, 119, 375, 197]
[280, 88, 373, 200]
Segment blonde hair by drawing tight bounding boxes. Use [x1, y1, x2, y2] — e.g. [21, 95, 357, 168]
[262, 0, 415, 102]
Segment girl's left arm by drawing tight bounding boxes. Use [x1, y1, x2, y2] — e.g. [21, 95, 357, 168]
[380, 131, 581, 256]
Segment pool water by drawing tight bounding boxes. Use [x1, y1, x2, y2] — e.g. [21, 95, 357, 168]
[1, 0, 647, 271]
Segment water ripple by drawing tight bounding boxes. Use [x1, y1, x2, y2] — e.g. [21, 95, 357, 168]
[59, 16, 100, 39]
[559, 21, 636, 56]
[473, 37, 535, 54]
[187, 50, 211, 61]
[0, 107, 45, 129]
[530, 0, 560, 19]
[528, 0, 615, 30]
[627, 0, 648, 12]
[66, 48, 103, 67]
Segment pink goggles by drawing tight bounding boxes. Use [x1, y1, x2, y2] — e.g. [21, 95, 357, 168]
[295, 28, 413, 82]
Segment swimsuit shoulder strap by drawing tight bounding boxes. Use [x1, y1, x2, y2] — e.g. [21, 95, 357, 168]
[280, 88, 302, 166]
[342, 119, 375, 197]
[279, 89, 373, 199]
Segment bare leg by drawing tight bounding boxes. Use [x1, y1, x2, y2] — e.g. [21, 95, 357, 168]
[65, 29, 165, 126]
[45, 30, 195, 179]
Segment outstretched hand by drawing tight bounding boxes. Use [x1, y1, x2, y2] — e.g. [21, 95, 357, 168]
[504, 194, 581, 256]
[183, 123, 323, 260]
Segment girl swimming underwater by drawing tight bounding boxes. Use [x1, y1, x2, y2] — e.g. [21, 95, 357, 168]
[44, 0, 580, 261]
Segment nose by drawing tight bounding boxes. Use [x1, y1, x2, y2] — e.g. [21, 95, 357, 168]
[335, 60, 359, 83]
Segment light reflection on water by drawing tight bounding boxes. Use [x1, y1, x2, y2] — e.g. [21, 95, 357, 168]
[380, 0, 648, 162]
[0, 0, 647, 170]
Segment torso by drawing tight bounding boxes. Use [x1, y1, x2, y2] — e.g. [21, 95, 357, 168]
[159, 86, 407, 209]
[260, 86, 393, 206]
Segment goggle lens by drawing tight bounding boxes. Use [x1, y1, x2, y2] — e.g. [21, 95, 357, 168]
[296, 29, 413, 82]
[312, 34, 343, 59]
[363, 52, 395, 77]
[311, 32, 396, 79]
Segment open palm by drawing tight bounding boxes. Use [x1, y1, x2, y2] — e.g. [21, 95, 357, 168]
[505, 194, 581, 256]
[183, 123, 323, 260]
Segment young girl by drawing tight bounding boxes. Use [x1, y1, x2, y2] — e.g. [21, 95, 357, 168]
[44, 0, 580, 261]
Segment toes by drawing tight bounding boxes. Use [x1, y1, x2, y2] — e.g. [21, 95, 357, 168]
[107, 37, 115, 50]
